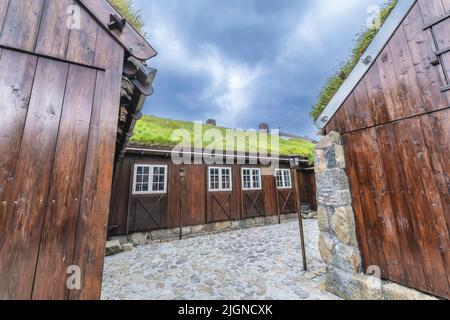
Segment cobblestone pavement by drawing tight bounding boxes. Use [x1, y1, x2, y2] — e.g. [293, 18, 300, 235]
[101, 219, 339, 300]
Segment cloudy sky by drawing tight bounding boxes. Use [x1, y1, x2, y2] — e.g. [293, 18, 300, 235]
[134, 0, 387, 138]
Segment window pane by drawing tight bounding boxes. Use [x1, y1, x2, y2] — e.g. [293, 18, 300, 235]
[136, 175, 143, 183]
[284, 170, 292, 187]
[143, 167, 150, 175]
[222, 169, 231, 189]
[252, 170, 261, 188]
[137, 166, 143, 175]
[142, 183, 149, 192]
[276, 171, 283, 188]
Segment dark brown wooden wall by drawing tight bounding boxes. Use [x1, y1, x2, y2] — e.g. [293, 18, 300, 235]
[0, 0, 124, 300]
[108, 155, 303, 237]
[324, 0, 450, 299]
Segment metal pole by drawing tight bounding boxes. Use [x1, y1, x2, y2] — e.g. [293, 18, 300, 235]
[293, 168, 308, 271]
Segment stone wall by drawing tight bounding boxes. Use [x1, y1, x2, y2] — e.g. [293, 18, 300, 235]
[314, 132, 437, 300]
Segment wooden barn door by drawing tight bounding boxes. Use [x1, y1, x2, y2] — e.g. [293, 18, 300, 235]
[206, 167, 236, 223]
[242, 190, 265, 219]
[127, 164, 168, 233]
[297, 170, 317, 211]
[275, 169, 298, 215]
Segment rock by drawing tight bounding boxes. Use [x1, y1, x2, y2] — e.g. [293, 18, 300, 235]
[317, 206, 330, 232]
[122, 243, 134, 252]
[190, 275, 201, 284]
[382, 283, 437, 300]
[105, 240, 123, 256]
[325, 144, 345, 170]
[328, 132, 343, 146]
[332, 243, 361, 274]
[294, 289, 310, 299]
[318, 234, 334, 265]
[326, 266, 382, 300]
[330, 206, 357, 246]
[314, 149, 327, 174]
[129, 232, 148, 246]
[315, 136, 332, 150]
[214, 221, 232, 233]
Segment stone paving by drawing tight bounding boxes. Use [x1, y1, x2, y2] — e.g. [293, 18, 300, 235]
[101, 218, 339, 300]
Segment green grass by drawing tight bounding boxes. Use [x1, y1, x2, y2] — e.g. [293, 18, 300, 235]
[311, 0, 398, 121]
[130, 115, 315, 164]
[109, 0, 145, 33]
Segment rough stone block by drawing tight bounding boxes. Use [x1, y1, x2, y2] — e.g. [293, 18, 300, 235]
[315, 136, 332, 150]
[129, 232, 149, 246]
[328, 131, 343, 146]
[105, 240, 123, 256]
[317, 189, 352, 208]
[318, 234, 335, 265]
[326, 267, 382, 300]
[317, 206, 330, 232]
[325, 144, 346, 170]
[214, 221, 232, 232]
[316, 169, 350, 193]
[314, 149, 327, 174]
[331, 206, 357, 246]
[382, 283, 438, 300]
[122, 243, 134, 252]
[333, 243, 362, 274]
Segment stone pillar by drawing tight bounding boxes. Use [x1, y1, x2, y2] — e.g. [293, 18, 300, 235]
[314, 132, 437, 300]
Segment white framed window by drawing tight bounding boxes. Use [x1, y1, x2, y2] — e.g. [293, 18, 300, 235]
[241, 168, 262, 190]
[133, 164, 168, 195]
[275, 169, 292, 189]
[208, 167, 232, 192]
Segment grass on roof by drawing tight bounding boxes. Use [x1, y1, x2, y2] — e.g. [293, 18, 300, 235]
[130, 115, 315, 164]
[109, 0, 145, 33]
[310, 0, 398, 121]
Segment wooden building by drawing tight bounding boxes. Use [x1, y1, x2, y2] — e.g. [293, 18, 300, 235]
[0, 0, 156, 299]
[315, 0, 450, 299]
[108, 147, 316, 237]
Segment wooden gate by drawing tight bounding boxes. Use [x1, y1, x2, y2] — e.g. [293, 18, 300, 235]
[128, 195, 168, 233]
[207, 192, 236, 223]
[242, 191, 265, 219]
[277, 189, 297, 214]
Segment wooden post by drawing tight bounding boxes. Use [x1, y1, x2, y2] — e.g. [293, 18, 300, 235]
[179, 168, 186, 240]
[273, 172, 281, 224]
[293, 168, 308, 271]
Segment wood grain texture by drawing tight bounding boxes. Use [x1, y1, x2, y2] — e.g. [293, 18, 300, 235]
[32, 64, 96, 300]
[65, 4, 99, 66]
[35, 0, 74, 59]
[0, 0, 45, 51]
[69, 69, 122, 300]
[0, 49, 37, 234]
[0, 57, 68, 300]
[0, 0, 9, 34]
[78, 0, 157, 60]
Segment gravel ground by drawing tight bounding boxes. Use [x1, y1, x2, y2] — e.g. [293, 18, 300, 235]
[101, 218, 339, 300]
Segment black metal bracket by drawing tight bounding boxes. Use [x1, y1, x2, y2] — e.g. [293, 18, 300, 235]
[108, 13, 126, 32]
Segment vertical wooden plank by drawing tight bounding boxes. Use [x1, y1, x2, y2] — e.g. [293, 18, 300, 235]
[342, 134, 372, 272]
[0, 0, 9, 34]
[388, 26, 426, 117]
[363, 64, 390, 125]
[94, 28, 122, 70]
[0, 58, 69, 300]
[376, 46, 403, 121]
[352, 79, 374, 130]
[395, 119, 449, 298]
[402, 4, 448, 112]
[375, 124, 429, 292]
[65, 5, 99, 66]
[341, 93, 359, 133]
[69, 68, 122, 300]
[0, 0, 45, 51]
[35, 0, 74, 59]
[0, 49, 37, 229]
[347, 131, 389, 278]
[360, 128, 407, 284]
[32, 64, 96, 300]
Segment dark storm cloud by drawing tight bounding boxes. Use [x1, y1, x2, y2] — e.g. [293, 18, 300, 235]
[135, 0, 387, 138]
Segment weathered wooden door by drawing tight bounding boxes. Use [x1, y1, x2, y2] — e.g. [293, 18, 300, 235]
[277, 189, 297, 214]
[242, 190, 265, 219]
[128, 194, 168, 233]
[207, 192, 236, 223]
